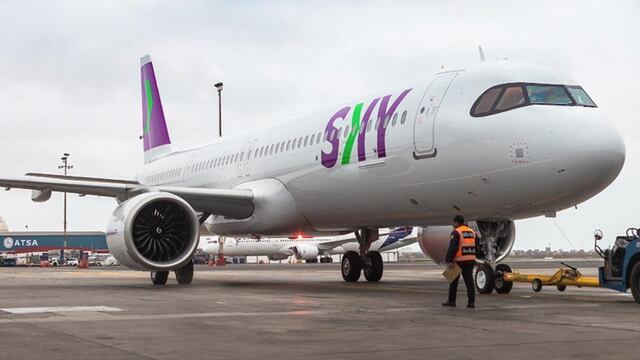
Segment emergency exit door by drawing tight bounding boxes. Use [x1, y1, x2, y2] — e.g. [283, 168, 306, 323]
[413, 72, 458, 157]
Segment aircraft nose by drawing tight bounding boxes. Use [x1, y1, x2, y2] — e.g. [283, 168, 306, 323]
[556, 113, 625, 198]
[584, 117, 625, 180]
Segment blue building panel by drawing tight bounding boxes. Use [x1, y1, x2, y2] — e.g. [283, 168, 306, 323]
[0, 232, 108, 253]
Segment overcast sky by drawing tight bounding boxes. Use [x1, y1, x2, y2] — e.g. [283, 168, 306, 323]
[0, 1, 638, 251]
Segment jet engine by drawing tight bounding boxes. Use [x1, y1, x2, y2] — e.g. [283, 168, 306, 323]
[106, 192, 200, 271]
[291, 244, 319, 260]
[417, 220, 516, 265]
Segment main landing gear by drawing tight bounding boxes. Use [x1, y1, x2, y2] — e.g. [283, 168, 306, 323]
[150, 260, 194, 286]
[341, 228, 383, 282]
[474, 263, 513, 294]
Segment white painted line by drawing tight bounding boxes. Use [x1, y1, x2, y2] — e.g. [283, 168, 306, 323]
[0, 306, 124, 314]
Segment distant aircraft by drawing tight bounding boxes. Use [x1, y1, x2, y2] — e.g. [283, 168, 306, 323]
[202, 227, 417, 263]
[0, 55, 625, 288]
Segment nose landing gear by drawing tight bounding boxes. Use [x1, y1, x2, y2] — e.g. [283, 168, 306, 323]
[474, 263, 514, 294]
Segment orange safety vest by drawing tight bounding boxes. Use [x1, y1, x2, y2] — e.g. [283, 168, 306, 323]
[454, 225, 477, 262]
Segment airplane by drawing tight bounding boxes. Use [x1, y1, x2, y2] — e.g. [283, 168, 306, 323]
[202, 227, 417, 263]
[0, 55, 625, 289]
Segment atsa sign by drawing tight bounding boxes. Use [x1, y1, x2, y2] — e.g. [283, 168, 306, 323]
[0, 232, 108, 253]
[3, 237, 39, 250]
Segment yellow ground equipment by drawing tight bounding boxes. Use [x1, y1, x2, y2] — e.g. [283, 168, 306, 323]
[501, 262, 600, 292]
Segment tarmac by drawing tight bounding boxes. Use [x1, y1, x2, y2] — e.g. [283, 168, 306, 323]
[0, 260, 639, 360]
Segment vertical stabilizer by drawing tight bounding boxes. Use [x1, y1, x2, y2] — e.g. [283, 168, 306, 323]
[141, 55, 172, 163]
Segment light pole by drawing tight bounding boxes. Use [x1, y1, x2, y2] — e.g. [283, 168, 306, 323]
[58, 153, 73, 264]
[214, 82, 223, 137]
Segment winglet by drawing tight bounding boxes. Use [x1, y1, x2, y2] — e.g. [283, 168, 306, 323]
[478, 46, 486, 62]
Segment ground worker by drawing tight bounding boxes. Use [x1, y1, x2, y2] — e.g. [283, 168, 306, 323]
[442, 215, 477, 308]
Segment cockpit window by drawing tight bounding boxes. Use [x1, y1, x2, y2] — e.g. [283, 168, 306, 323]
[495, 86, 525, 111]
[471, 82, 597, 117]
[473, 87, 501, 115]
[566, 86, 596, 107]
[526, 85, 572, 105]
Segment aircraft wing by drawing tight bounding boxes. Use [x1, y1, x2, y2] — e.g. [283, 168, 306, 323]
[315, 230, 391, 251]
[377, 235, 418, 252]
[0, 175, 255, 219]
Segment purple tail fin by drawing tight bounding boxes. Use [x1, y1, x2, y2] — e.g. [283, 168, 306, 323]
[141, 55, 172, 163]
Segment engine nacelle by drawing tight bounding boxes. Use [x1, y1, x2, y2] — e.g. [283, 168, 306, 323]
[417, 220, 516, 265]
[106, 192, 200, 271]
[291, 244, 319, 260]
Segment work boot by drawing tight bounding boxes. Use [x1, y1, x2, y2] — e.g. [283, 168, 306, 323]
[467, 303, 475, 308]
[441, 302, 456, 307]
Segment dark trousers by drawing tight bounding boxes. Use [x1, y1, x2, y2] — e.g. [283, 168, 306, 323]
[448, 261, 476, 304]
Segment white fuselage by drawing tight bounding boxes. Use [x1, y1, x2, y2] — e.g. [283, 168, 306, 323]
[202, 231, 413, 258]
[138, 61, 625, 236]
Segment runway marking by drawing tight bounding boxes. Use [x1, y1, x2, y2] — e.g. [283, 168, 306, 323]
[0, 306, 124, 314]
[0, 303, 601, 324]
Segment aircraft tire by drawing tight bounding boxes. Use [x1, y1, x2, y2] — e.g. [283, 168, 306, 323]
[494, 264, 513, 294]
[363, 251, 383, 282]
[341, 251, 362, 282]
[475, 264, 495, 294]
[630, 262, 640, 304]
[150, 271, 169, 285]
[175, 260, 194, 285]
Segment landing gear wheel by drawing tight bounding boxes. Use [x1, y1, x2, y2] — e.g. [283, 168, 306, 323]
[341, 251, 362, 282]
[363, 251, 383, 282]
[475, 264, 495, 294]
[532, 278, 543, 292]
[557, 284, 567, 292]
[494, 264, 513, 294]
[629, 262, 640, 304]
[174, 260, 194, 285]
[150, 271, 169, 285]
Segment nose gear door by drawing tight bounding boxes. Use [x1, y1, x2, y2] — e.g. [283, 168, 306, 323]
[413, 72, 458, 158]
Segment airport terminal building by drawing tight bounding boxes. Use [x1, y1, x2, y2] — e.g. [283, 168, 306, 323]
[0, 217, 108, 264]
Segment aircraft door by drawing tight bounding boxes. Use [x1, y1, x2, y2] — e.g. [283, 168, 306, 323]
[413, 72, 458, 157]
[238, 139, 256, 177]
[237, 141, 250, 177]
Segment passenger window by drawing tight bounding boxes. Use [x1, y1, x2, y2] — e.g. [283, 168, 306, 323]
[286, 140, 291, 151]
[495, 86, 525, 111]
[392, 113, 398, 127]
[367, 119, 373, 132]
[317, 132, 322, 144]
[343, 126, 349, 139]
[298, 137, 303, 148]
[472, 87, 502, 115]
[310, 133, 316, 145]
[401, 111, 407, 125]
[304, 135, 309, 146]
